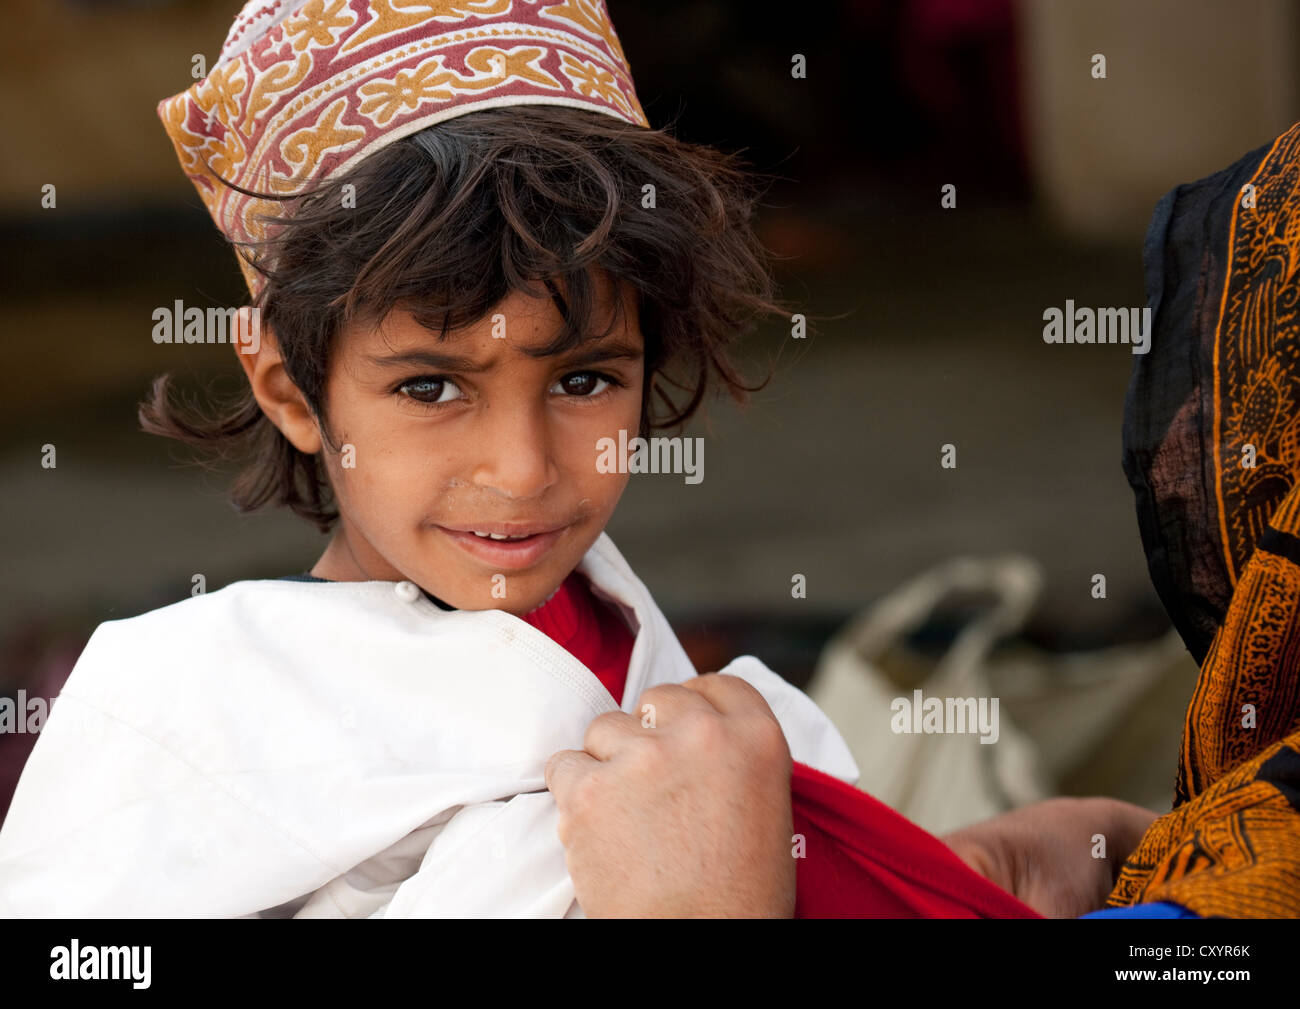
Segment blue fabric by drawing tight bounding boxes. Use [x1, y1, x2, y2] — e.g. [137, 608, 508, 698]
[1080, 901, 1199, 919]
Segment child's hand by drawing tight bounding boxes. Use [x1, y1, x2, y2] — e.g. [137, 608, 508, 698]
[940, 796, 1160, 918]
[546, 673, 795, 918]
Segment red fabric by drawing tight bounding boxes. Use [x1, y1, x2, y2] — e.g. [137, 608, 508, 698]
[788, 759, 1040, 918]
[525, 573, 1041, 918]
[520, 573, 632, 706]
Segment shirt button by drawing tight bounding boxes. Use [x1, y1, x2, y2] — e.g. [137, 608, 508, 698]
[394, 580, 420, 603]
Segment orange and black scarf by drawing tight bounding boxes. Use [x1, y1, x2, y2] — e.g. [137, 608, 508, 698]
[1115, 121, 1300, 916]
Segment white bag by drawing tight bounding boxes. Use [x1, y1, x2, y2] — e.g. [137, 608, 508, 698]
[806, 555, 1192, 835]
[807, 556, 1047, 835]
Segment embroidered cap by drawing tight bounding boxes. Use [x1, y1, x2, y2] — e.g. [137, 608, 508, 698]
[157, 0, 649, 298]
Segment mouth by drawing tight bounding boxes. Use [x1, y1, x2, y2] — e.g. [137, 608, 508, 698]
[434, 521, 572, 570]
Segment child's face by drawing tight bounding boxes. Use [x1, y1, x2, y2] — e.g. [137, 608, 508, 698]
[313, 274, 644, 615]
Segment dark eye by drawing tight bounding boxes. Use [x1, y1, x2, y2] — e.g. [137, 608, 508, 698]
[551, 372, 611, 397]
[398, 377, 463, 405]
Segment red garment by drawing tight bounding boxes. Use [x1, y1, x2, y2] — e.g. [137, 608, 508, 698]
[524, 573, 1041, 919]
[521, 572, 632, 705]
[787, 758, 1040, 918]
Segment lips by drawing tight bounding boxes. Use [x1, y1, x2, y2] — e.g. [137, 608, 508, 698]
[435, 522, 571, 570]
[438, 522, 567, 539]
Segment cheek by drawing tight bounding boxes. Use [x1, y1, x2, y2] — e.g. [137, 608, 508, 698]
[561, 409, 639, 512]
[338, 434, 437, 515]
[597, 471, 632, 513]
[316, 384, 399, 506]
[600, 371, 645, 440]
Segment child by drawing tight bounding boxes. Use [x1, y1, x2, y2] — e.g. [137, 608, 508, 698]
[0, 0, 1053, 918]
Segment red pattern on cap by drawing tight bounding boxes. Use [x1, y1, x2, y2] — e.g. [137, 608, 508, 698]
[157, 0, 648, 297]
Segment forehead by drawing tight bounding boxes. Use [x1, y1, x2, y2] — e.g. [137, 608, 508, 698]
[346, 274, 642, 366]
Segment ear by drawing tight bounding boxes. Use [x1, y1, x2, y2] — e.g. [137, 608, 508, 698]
[233, 306, 323, 455]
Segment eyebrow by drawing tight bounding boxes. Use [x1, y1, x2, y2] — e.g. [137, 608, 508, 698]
[365, 337, 644, 373]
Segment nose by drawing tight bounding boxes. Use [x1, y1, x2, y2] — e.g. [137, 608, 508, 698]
[470, 396, 559, 500]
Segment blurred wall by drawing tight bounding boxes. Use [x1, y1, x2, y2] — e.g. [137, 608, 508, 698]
[0, 0, 237, 212]
[1019, 0, 1300, 241]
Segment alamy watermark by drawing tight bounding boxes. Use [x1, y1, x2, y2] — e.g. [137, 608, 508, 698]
[0, 690, 50, 734]
[890, 689, 999, 744]
[1042, 300, 1150, 355]
[596, 429, 703, 484]
[152, 301, 260, 353]
[50, 940, 150, 989]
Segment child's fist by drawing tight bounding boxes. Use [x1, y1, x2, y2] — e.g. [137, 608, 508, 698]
[546, 673, 795, 918]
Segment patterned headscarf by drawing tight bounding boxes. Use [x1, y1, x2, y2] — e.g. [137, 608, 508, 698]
[157, 0, 648, 298]
[1116, 120, 1300, 916]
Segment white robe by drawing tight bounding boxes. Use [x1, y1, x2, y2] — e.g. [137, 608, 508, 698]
[0, 532, 858, 917]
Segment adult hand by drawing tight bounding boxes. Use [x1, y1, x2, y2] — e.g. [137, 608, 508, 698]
[545, 673, 795, 918]
[940, 796, 1160, 918]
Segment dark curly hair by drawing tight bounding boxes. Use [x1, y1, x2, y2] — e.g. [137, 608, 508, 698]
[140, 104, 797, 532]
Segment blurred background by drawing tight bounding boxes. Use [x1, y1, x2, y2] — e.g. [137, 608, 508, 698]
[3, 0, 1299, 831]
